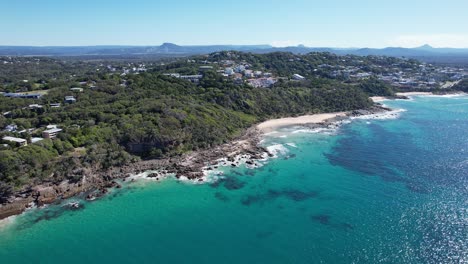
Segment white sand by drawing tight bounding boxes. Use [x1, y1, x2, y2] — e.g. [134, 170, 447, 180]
[370, 96, 388, 102]
[257, 112, 347, 133]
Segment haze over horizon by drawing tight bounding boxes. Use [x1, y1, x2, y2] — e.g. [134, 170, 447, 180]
[1, 0, 467, 48]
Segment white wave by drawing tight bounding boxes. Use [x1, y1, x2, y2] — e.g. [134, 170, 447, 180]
[263, 131, 279, 136]
[291, 127, 337, 135]
[127, 170, 173, 181]
[0, 215, 16, 229]
[266, 144, 289, 157]
[424, 93, 467, 98]
[351, 109, 406, 120]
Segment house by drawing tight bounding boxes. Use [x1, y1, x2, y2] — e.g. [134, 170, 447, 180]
[70, 87, 84, 92]
[292, 74, 305, 80]
[42, 128, 63, 139]
[3, 93, 42, 99]
[163, 73, 181, 78]
[235, 65, 246, 73]
[199, 66, 213, 71]
[31, 137, 44, 143]
[244, 70, 254, 78]
[179, 75, 203, 83]
[2, 136, 27, 146]
[29, 104, 43, 109]
[225, 68, 234, 75]
[4, 124, 17, 132]
[64, 96, 76, 104]
[248, 78, 278, 88]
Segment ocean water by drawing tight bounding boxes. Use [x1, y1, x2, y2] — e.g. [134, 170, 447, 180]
[0, 95, 467, 264]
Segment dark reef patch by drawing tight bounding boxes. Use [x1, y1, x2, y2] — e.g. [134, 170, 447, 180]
[241, 194, 264, 206]
[214, 192, 230, 202]
[311, 214, 331, 225]
[14, 202, 85, 231]
[310, 214, 355, 231]
[210, 176, 246, 191]
[240, 188, 319, 206]
[337, 222, 354, 231]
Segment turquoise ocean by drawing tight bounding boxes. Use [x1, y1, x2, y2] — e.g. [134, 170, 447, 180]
[0, 95, 467, 263]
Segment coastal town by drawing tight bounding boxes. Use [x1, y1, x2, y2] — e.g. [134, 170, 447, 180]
[1, 52, 467, 150]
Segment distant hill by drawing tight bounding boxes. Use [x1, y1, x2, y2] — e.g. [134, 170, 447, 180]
[1, 43, 468, 64]
[0, 43, 273, 56]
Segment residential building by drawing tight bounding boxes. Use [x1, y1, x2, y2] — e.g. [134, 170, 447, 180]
[179, 75, 203, 83]
[292, 74, 305, 80]
[70, 87, 84, 92]
[42, 128, 63, 139]
[64, 96, 76, 104]
[3, 93, 42, 99]
[28, 104, 43, 109]
[244, 70, 254, 78]
[2, 136, 27, 146]
[225, 68, 234, 75]
[199, 66, 213, 71]
[4, 124, 17, 132]
[31, 137, 44, 143]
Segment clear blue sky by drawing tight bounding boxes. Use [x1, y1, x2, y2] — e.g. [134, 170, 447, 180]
[1, 0, 467, 48]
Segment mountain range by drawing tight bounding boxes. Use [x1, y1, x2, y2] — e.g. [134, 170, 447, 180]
[1, 43, 468, 62]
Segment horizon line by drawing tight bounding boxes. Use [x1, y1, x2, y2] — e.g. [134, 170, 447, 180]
[0, 43, 467, 49]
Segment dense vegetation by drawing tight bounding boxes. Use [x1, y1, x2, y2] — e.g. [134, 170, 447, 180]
[0, 51, 437, 197]
[452, 79, 468, 92]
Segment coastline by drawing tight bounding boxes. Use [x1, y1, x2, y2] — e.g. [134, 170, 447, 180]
[371, 91, 467, 103]
[0, 105, 390, 221]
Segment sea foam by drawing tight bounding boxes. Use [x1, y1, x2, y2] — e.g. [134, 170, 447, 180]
[351, 109, 406, 120]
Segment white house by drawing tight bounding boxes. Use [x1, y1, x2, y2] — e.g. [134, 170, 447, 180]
[2, 136, 27, 146]
[292, 74, 305, 80]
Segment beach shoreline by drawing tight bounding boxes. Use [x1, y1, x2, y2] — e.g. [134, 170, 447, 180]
[256, 112, 348, 133]
[0, 105, 390, 221]
[371, 91, 467, 102]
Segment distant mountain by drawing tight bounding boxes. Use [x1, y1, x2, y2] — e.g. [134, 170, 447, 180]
[0, 43, 273, 56]
[1, 43, 468, 61]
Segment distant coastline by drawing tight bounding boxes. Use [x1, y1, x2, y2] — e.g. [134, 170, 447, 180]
[371, 91, 467, 102]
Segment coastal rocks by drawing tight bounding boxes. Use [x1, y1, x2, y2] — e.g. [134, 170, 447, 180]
[34, 186, 58, 206]
[348, 106, 388, 117]
[63, 201, 82, 210]
[0, 197, 34, 220]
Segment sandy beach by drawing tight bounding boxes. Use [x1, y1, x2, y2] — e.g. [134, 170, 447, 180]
[257, 112, 347, 133]
[370, 96, 388, 102]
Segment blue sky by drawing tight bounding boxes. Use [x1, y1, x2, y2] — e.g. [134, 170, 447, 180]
[1, 0, 467, 47]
